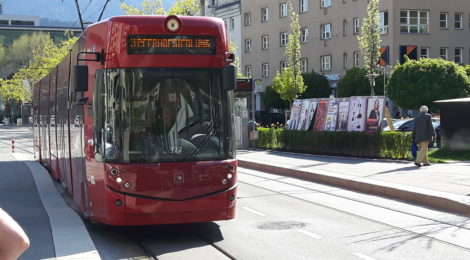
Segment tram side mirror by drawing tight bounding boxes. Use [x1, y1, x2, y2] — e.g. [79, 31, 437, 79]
[223, 65, 236, 91]
[74, 65, 89, 92]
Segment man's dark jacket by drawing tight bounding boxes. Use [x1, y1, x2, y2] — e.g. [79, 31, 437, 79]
[412, 112, 436, 143]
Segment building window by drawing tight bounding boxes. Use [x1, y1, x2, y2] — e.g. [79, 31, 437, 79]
[420, 47, 430, 59]
[321, 24, 332, 39]
[353, 17, 360, 35]
[280, 61, 287, 71]
[245, 65, 252, 78]
[343, 52, 348, 69]
[440, 47, 448, 60]
[353, 51, 359, 67]
[262, 63, 270, 77]
[301, 58, 308, 73]
[245, 39, 252, 53]
[321, 55, 332, 71]
[262, 8, 269, 22]
[11, 20, 34, 26]
[0, 20, 8, 25]
[440, 12, 448, 29]
[280, 3, 288, 18]
[300, 0, 309, 13]
[455, 48, 463, 64]
[380, 11, 389, 34]
[262, 35, 269, 50]
[280, 32, 288, 47]
[229, 17, 235, 31]
[244, 12, 251, 26]
[455, 12, 463, 29]
[343, 19, 347, 36]
[400, 10, 429, 33]
[301, 28, 309, 43]
[321, 0, 332, 8]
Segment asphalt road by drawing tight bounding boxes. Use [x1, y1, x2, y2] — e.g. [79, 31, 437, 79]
[2, 126, 470, 259]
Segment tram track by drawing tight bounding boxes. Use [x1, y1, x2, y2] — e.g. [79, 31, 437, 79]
[238, 168, 470, 252]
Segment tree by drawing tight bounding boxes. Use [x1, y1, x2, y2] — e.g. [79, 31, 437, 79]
[261, 86, 290, 110]
[298, 71, 331, 99]
[336, 68, 385, 97]
[272, 3, 305, 103]
[357, 0, 381, 96]
[388, 58, 470, 110]
[229, 40, 244, 79]
[0, 35, 77, 102]
[121, 0, 200, 16]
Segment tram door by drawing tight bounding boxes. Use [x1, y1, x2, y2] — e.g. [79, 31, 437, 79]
[234, 97, 249, 149]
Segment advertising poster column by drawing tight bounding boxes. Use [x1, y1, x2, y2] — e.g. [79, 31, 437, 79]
[297, 100, 310, 130]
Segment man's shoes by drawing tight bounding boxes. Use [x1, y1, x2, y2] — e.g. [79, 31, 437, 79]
[423, 163, 431, 166]
[414, 162, 422, 167]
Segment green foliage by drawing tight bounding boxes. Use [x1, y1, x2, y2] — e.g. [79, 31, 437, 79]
[357, 0, 381, 96]
[336, 68, 371, 97]
[229, 40, 244, 79]
[465, 64, 470, 76]
[429, 149, 470, 162]
[256, 128, 285, 149]
[272, 3, 305, 102]
[262, 86, 290, 110]
[256, 128, 413, 159]
[388, 58, 470, 110]
[298, 71, 331, 99]
[121, 0, 200, 16]
[0, 34, 77, 101]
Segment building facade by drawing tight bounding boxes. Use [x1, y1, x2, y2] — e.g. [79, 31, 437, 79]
[241, 0, 470, 109]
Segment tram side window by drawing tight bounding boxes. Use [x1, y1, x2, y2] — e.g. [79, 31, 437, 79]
[93, 70, 105, 161]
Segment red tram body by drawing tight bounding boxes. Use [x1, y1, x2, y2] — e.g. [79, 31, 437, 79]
[32, 15, 237, 225]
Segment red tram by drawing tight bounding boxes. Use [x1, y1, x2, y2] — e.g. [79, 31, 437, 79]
[32, 15, 237, 225]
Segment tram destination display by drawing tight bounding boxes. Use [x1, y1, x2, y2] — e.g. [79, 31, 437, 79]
[128, 35, 216, 55]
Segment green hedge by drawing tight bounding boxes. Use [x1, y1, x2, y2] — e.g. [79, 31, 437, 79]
[256, 128, 412, 159]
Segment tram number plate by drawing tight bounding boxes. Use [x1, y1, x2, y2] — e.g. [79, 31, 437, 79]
[169, 146, 182, 154]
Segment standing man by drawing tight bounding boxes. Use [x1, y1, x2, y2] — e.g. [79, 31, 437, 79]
[412, 105, 436, 167]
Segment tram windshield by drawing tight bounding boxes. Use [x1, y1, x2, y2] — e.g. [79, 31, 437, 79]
[93, 68, 235, 163]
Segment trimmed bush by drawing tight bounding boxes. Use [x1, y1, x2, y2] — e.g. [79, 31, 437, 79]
[257, 127, 412, 159]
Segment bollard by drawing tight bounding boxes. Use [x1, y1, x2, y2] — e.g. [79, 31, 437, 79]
[11, 139, 15, 153]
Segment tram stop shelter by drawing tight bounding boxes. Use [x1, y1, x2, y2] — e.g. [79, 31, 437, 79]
[434, 97, 470, 150]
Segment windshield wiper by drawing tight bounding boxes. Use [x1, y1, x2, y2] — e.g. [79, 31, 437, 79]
[184, 120, 219, 161]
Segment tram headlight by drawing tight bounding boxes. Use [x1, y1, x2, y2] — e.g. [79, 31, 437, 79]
[227, 173, 233, 179]
[110, 168, 119, 176]
[221, 179, 228, 185]
[116, 177, 123, 183]
[124, 182, 131, 189]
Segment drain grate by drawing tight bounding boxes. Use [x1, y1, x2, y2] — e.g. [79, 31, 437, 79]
[257, 221, 306, 230]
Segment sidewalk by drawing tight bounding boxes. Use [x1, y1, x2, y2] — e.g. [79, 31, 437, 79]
[0, 126, 99, 260]
[237, 149, 470, 217]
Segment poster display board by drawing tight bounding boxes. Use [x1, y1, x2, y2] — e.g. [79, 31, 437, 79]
[347, 97, 367, 132]
[303, 100, 318, 131]
[325, 99, 339, 131]
[365, 97, 385, 134]
[313, 99, 328, 131]
[336, 99, 350, 131]
[297, 100, 310, 130]
[288, 99, 302, 130]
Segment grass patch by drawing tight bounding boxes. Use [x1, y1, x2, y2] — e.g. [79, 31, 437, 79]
[428, 149, 470, 162]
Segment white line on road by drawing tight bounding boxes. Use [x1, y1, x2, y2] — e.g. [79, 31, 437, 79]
[241, 206, 267, 216]
[353, 252, 376, 260]
[294, 229, 322, 239]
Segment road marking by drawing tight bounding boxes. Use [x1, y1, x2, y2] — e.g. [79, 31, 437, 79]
[241, 206, 266, 216]
[353, 253, 376, 260]
[294, 229, 322, 239]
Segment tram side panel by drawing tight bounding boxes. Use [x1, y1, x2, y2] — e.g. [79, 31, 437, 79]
[50, 67, 61, 180]
[57, 53, 73, 191]
[33, 82, 41, 162]
[69, 40, 88, 212]
[40, 75, 51, 169]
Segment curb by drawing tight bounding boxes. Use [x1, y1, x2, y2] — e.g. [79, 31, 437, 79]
[238, 159, 470, 217]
